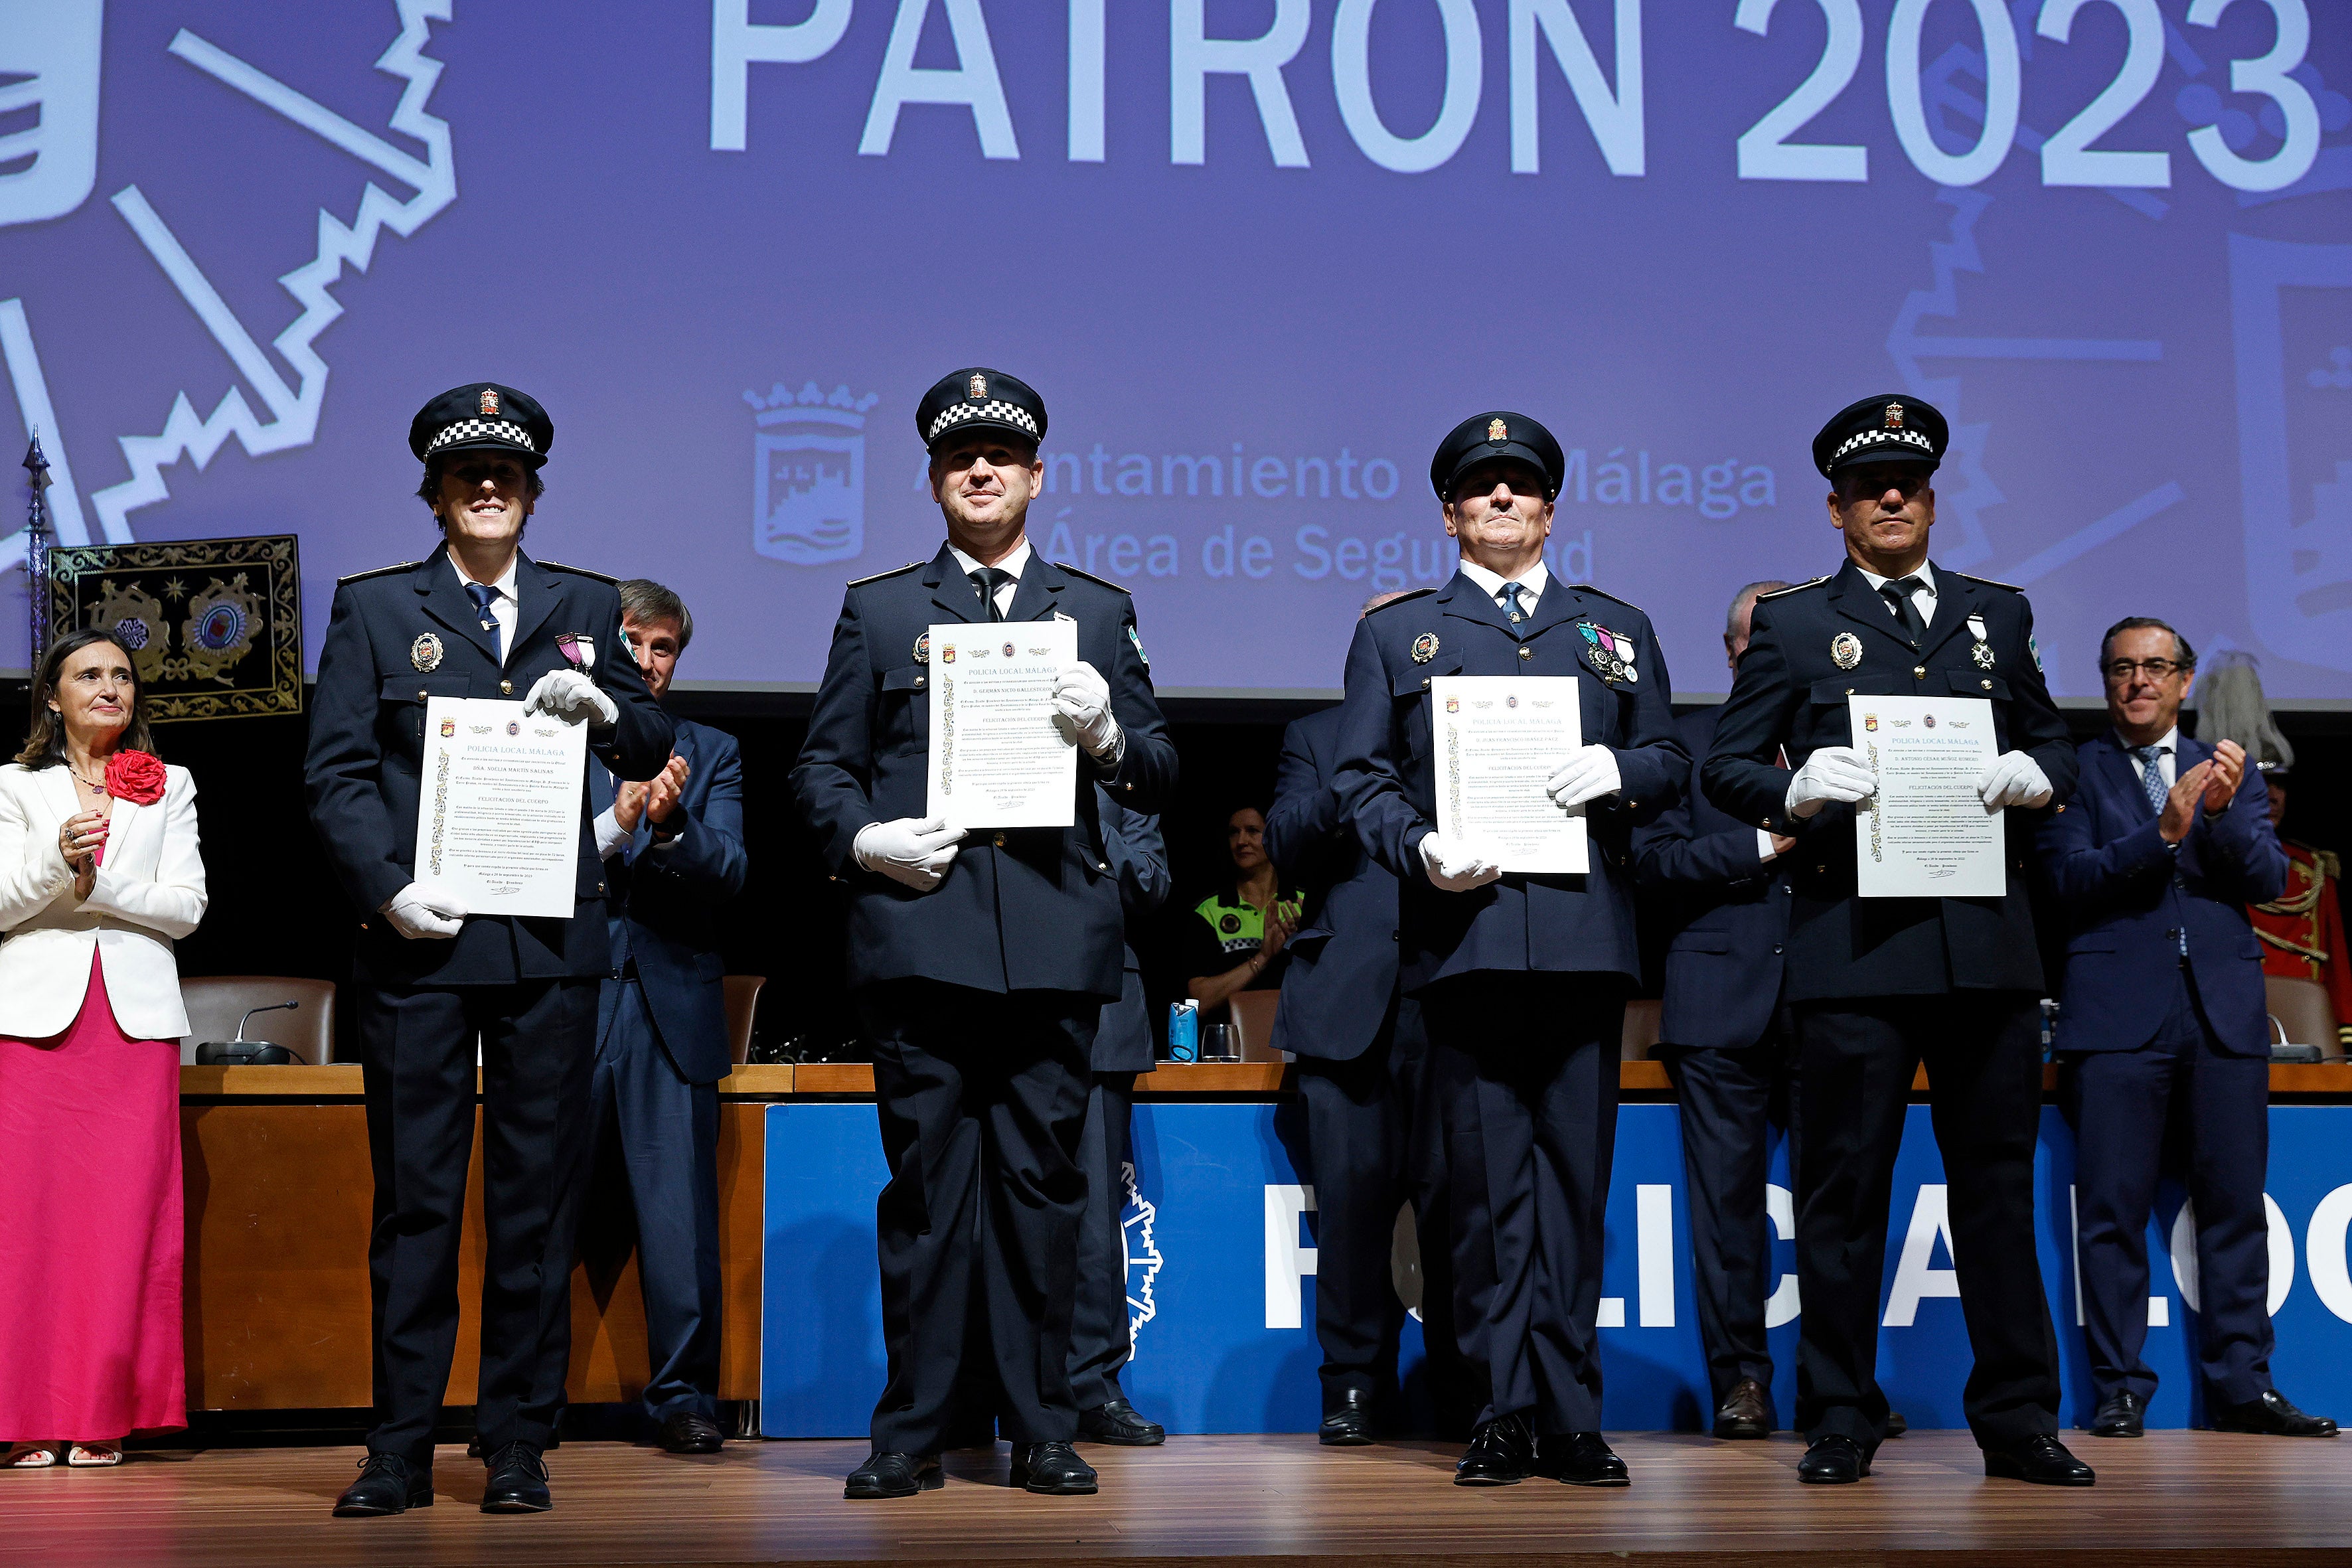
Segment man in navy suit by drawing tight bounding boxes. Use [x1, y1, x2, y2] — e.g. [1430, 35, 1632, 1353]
[1335, 412, 1684, 1488]
[307, 385, 672, 1517]
[1267, 595, 1462, 1447]
[1632, 581, 1798, 1440]
[791, 368, 1176, 1499]
[2039, 617, 2333, 1441]
[580, 580, 749, 1456]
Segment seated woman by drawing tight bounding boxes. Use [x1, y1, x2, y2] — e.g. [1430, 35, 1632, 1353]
[0, 629, 207, 1470]
[1183, 806, 1304, 1025]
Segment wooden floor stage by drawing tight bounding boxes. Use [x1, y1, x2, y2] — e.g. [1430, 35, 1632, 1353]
[5, 1431, 2348, 1567]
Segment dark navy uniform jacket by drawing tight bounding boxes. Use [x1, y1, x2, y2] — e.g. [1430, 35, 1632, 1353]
[1265, 703, 1396, 1063]
[1095, 789, 1169, 1074]
[1332, 571, 1684, 993]
[1701, 560, 2076, 1000]
[2037, 733, 2286, 1057]
[305, 551, 674, 987]
[589, 718, 749, 1084]
[1633, 705, 1792, 1052]
[790, 544, 1178, 1000]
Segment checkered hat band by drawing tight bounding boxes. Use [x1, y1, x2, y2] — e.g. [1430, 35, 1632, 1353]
[927, 400, 1041, 443]
[1832, 428, 1935, 463]
[426, 418, 538, 456]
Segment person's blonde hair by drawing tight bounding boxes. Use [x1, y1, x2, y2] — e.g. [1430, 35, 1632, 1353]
[16, 629, 159, 769]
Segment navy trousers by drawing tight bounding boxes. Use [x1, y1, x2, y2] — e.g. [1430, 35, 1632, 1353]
[357, 977, 597, 1467]
[583, 977, 724, 1423]
[1421, 973, 1622, 1436]
[2066, 965, 2274, 1408]
[1660, 1018, 1799, 1413]
[1068, 1071, 1139, 1411]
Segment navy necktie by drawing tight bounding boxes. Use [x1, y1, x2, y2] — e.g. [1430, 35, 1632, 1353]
[463, 581, 499, 635]
[1502, 581, 1530, 626]
[969, 567, 1012, 622]
[1879, 576, 1926, 643]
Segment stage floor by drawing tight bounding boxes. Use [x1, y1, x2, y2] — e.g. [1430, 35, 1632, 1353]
[5, 1431, 2348, 1566]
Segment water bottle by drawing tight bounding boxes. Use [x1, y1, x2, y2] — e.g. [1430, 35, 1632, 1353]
[1166, 1000, 1198, 1062]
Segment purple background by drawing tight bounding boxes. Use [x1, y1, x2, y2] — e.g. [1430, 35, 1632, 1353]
[2, 1, 2347, 697]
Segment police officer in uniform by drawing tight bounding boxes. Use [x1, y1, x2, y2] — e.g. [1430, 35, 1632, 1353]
[791, 368, 1176, 1499]
[1702, 394, 2090, 1488]
[1334, 413, 1684, 1487]
[307, 385, 672, 1516]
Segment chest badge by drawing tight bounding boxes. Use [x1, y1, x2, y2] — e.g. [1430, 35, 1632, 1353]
[913, 632, 930, 665]
[555, 632, 595, 670]
[1830, 631, 1863, 670]
[1410, 631, 1440, 665]
[1577, 621, 1639, 684]
[1967, 614, 1996, 668]
[411, 632, 445, 672]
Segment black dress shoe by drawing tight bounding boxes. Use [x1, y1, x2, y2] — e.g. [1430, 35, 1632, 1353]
[333, 1453, 432, 1517]
[1319, 1388, 1376, 1447]
[2088, 1391, 2144, 1439]
[2209, 1389, 2340, 1438]
[844, 1450, 942, 1498]
[1011, 1441, 1099, 1495]
[1537, 1431, 1629, 1486]
[1453, 1415, 1535, 1486]
[1796, 1435, 1869, 1484]
[1713, 1379, 1770, 1440]
[1078, 1397, 1166, 1446]
[659, 1411, 726, 1454]
[1883, 1410, 1908, 1439]
[1982, 1434, 2095, 1486]
[480, 1441, 553, 1513]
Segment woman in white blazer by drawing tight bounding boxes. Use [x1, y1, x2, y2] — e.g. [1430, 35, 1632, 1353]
[0, 629, 206, 1470]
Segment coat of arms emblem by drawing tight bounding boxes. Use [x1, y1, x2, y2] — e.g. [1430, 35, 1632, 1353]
[747, 380, 878, 567]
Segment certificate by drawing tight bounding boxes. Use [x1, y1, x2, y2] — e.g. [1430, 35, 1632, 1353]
[414, 698, 589, 918]
[1431, 676, 1587, 874]
[926, 617, 1078, 830]
[1848, 695, 2003, 899]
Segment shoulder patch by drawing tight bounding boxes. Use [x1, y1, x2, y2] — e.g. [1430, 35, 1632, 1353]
[1955, 572, 2021, 593]
[337, 561, 418, 585]
[536, 560, 620, 586]
[1364, 588, 1436, 615]
[848, 560, 925, 588]
[1052, 562, 1131, 594]
[1756, 576, 1830, 601]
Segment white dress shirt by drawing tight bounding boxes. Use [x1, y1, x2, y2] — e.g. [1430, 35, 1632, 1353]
[445, 546, 520, 662]
[947, 538, 1032, 617]
[1456, 556, 1551, 616]
[1855, 558, 1937, 633]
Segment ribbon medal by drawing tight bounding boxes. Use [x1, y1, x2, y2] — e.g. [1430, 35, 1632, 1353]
[1967, 614, 1995, 669]
[555, 632, 595, 670]
[1577, 622, 1639, 683]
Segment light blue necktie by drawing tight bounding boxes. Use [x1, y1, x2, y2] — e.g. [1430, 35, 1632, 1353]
[2136, 744, 2187, 957]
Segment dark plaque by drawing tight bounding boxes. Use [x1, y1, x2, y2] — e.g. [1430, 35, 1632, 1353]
[46, 535, 302, 722]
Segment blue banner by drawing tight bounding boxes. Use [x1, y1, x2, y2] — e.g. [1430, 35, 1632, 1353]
[761, 1099, 2352, 1437]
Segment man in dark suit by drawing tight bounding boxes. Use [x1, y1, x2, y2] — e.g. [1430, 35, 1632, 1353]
[2039, 617, 2333, 1441]
[579, 579, 748, 1456]
[306, 385, 672, 1517]
[1266, 595, 1462, 1447]
[1066, 789, 1171, 1446]
[1703, 394, 2089, 1488]
[1335, 412, 1684, 1488]
[1632, 580, 1798, 1440]
[791, 368, 1176, 1499]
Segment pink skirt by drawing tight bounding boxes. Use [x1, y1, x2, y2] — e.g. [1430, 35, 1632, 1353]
[0, 953, 184, 1441]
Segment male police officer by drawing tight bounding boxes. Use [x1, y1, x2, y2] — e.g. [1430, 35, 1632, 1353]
[1703, 394, 2088, 1488]
[582, 580, 749, 1455]
[307, 385, 672, 1516]
[1266, 593, 1463, 1446]
[791, 368, 1176, 1499]
[1632, 580, 1799, 1440]
[1335, 413, 1684, 1487]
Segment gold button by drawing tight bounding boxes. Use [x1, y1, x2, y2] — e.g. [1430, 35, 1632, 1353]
[915, 676, 926, 688]
[416, 688, 428, 700]
[1981, 679, 1992, 690]
[501, 678, 513, 694]
[597, 882, 606, 894]
[1845, 687, 1855, 695]
[1913, 666, 1926, 678]
[1816, 864, 1828, 874]
[1422, 677, 1431, 688]
[992, 832, 1007, 848]
[1518, 646, 1533, 661]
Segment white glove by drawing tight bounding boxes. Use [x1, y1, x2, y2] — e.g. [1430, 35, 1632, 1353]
[1050, 661, 1121, 758]
[1976, 750, 2055, 811]
[1785, 746, 1878, 819]
[522, 668, 618, 727]
[854, 815, 967, 892]
[1418, 832, 1503, 894]
[1545, 745, 1622, 809]
[383, 882, 467, 940]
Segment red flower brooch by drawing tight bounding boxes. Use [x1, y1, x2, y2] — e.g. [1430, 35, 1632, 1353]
[104, 749, 167, 806]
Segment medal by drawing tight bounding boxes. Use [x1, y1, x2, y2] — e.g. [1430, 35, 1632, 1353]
[1411, 632, 1439, 665]
[556, 632, 595, 670]
[913, 633, 931, 665]
[1967, 614, 1994, 668]
[1831, 632, 1862, 670]
[1577, 621, 1634, 683]
[411, 632, 443, 672]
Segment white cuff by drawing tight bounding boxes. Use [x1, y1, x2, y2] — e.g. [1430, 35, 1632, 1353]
[594, 807, 631, 861]
[1756, 828, 1780, 863]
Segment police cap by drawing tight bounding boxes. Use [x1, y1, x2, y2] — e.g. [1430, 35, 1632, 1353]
[1813, 394, 1946, 479]
[408, 383, 553, 469]
[1431, 411, 1565, 501]
[916, 368, 1047, 454]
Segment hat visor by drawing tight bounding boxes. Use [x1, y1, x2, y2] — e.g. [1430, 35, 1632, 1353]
[1826, 446, 1938, 478]
[923, 415, 1040, 455]
[1440, 441, 1557, 499]
[428, 432, 548, 469]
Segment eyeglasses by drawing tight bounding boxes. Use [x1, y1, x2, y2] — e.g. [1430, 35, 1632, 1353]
[2102, 658, 2187, 682]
